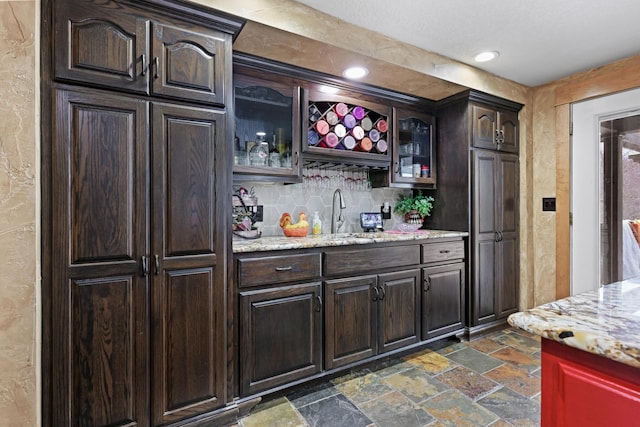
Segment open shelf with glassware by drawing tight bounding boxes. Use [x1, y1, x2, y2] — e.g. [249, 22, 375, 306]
[233, 68, 302, 182]
[371, 107, 436, 189]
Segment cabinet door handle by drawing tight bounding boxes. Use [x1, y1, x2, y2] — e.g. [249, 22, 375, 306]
[275, 266, 293, 271]
[500, 231, 504, 241]
[495, 231, 500, 242]
[154, 254, 159, 275]
[423, 278, 431, 292]
[495, 129, 500, 144]
[378, 285, 386, 300]
[141, 54, 147, 76]
[294, 151, 299, 166]
[140, 256, 149, 277]
[372, 286, 379, 301]
[315, 294, 322, 312]
[153, 57, 160, 79]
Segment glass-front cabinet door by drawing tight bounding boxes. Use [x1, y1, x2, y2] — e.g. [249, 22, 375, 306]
[393, 108, 436, 187]
[233, 70, 301, 181]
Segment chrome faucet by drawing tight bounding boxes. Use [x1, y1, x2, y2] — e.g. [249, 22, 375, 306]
[331, 188, 346, 233]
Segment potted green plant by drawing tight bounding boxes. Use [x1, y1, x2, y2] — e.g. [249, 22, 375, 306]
[394, 191, 435, 224]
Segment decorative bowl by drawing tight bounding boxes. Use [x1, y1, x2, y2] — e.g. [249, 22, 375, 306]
[282, 226, 309, 237]
[395, 223, 422, 233]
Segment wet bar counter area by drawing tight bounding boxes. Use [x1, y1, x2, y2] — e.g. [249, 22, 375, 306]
[232, 229, 468, 253]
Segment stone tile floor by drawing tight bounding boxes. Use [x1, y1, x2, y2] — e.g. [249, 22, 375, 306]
[235, 327, 541, 427]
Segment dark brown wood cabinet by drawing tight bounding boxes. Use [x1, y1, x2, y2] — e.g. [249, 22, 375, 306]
[472, 104, 519, 153]
[234, 239, 465, 401]
[430, 91, 521, 336]
[51, 87, 150, 427]
[54, 0, 230, 105]
[149, 103, 227, 425]
[324, 269, 420, 369]
[422, 263, 465, 339]
[44, 1, 242, 425]
[50, 86, 229, 426]
[377, 270, 422, 352]
[233, 61, 303, 182]
[420, 239, 466, 339]
[389, 107, 437, 188]
[472, 150, 519, 323]
[239, 283, 323, 396]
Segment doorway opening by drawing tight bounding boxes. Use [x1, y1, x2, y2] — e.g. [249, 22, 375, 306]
[600, 115, 640, 283]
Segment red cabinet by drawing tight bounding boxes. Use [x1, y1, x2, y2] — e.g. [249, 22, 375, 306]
[542, 338, 640, 426]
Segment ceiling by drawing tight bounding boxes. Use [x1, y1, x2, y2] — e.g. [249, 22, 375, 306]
[291, 0, 640, 87]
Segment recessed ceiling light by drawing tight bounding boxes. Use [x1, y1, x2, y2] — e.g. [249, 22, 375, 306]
[343, 66, 369, 79]
[474, 51, 500, 63]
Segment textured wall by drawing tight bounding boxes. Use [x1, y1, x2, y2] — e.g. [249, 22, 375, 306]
[0, 1, 38, 426]
[530, 84, 560, 305]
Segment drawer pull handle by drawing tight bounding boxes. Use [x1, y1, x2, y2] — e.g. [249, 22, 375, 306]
[275, 266, 293, 272]
[439, 249, 450, 254]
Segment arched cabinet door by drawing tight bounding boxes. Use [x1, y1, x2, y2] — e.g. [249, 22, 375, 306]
[54, 0, 231, 106]
[151, 22, 229, 105]
[54, 0, 149, 93]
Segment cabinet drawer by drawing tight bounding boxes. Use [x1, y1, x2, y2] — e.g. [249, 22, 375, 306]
[324, 245, 420, 276]
[422, 240, 464, 264]
[237, 253, 321, 287]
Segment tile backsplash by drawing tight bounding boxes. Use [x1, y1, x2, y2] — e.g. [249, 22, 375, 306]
[234, 182, 410, 236]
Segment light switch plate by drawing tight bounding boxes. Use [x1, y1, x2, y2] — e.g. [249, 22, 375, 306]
[542, 197, 556, 211]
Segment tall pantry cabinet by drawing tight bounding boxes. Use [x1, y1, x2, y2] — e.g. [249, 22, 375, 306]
[428, 91, 522, 336]
[42, 0, 243, 425]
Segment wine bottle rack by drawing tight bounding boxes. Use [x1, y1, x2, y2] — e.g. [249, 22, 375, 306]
[303, 91, 391, 168]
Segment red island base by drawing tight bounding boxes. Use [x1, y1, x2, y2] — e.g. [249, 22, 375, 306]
[542, 338, 640, 426]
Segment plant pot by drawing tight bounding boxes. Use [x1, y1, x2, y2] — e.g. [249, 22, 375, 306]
[404, 210, 424, 224]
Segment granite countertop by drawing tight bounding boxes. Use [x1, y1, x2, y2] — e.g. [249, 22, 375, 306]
[508, 277, 640, 368]
[232, 229, 468, 253]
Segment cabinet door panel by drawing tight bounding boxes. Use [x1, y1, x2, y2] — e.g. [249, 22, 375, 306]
[240, 283, 323, 395]
[151, 103, 226, 424]
[57, 91, 148, 265]
[473, 150, 498, 234]
[498, 154, 519, 235]
[498, 110, 519, 153]
[51, 89, 149, 426]
[55, 0, 148, 92]
[152, 103, 221, 258]
[543, 339, 640, 426]
[152, 267, 222, 424]
[475, 239, 496, 323]
[472, 105, 497, 150]
[498, 233, 519, 317]
[325, 276, 377, 369]
[378, 270, 421, 353]
[152, 23, 228, 104]
[497, 153, 519, 317]
[422, 263, 465, 339]
[71, 276, 146, 427]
